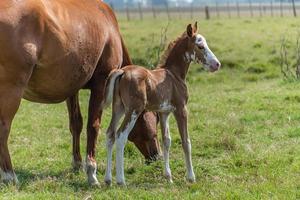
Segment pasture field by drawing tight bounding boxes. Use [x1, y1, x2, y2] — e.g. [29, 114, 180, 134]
[1, 17, 300, 199]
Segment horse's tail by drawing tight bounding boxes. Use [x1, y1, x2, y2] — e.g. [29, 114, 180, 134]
[121, 36, 133, 67]
[102, 69, 124, 109]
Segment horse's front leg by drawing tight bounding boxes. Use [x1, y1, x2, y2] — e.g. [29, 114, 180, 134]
[173, 106, 195, 183]
[86, 75, 107, 186]
[66, 93, 83, 171]
[0, 81, 29, 184]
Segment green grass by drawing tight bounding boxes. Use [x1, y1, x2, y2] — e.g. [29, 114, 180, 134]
[2, 17, 300, 199]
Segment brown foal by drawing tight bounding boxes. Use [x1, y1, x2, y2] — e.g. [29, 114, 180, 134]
[102, 22, 221, 185]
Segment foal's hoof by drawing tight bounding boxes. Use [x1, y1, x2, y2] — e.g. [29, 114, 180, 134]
[166, 176, 173, 184]
[187, 174, 196, 183]
[116, 181, 126, 186]
[104, 179, 112, 186]
[187, 177, 196, 183]
[89, 178, 100, 187]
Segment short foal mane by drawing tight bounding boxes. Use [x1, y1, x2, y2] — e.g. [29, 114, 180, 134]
[157, 32, 187, 68]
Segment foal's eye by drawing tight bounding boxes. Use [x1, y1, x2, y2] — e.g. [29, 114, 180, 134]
[198, 45, 205, 50]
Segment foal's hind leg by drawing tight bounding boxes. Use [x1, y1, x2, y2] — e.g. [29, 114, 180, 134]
[66, 93, 83, 171]
[115, 110, 141, 185]
[104, 93, 124, 185]
[159, 113, 173, 183]
[0, 85, 24, 184]
[174, 106, 195, 182]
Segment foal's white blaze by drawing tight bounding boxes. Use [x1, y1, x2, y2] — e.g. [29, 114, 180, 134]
[195, 34, 220, 70]
[116, 111, 138, 185]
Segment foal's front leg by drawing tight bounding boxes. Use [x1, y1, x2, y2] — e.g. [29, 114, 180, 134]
[115, 110, 140, 185]
[159, 113, 173, 183]
[174, 106, 195, 182]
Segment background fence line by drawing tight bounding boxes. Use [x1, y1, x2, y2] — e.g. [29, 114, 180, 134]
[111, 2, 300, 20]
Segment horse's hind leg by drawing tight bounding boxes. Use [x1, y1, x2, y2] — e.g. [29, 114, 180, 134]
[0, 85, 24, 184]
[66, 93, 83, 171]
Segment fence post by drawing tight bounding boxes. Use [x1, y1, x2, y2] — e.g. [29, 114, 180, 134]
[227, 1, 231, 18]
[205, 5, 210, 20]
[216, 2, 220, 18]
[292, 0, 297, 17]
[152, 4, 156, 19]
[166, 2, 170, 20]
[249, 0, 253, 17]
[280, 0, 283, 17]
[138, 3, 143, 20]
[259, 1, 262, 17]
[190, 3, 194, 19]
[236, 1, 240, 18]
[270, 0, 273, 17]
[126, 4, 130, 21]
[177, 6, 181, 19]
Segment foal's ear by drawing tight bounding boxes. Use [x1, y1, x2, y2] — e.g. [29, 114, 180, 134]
[187, 24, 193, 37]
[193, 21, 198, 33]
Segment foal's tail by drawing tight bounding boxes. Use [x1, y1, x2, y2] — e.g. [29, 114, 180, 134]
[102, 69, 124, 109]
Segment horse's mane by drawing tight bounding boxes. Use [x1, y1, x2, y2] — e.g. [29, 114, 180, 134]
[157, 32, 187, 68]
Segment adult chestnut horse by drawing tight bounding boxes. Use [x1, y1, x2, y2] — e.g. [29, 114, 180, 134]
[0, 0, 159, 185]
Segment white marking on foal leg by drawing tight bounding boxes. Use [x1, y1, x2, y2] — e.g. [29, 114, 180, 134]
[115, 111, 138, 185]
[104, 103, 124, 185]
[0, 168, 18, 184]
[159, 113, 172, 183]
[104, 130, 114, 186]
[183, 139, 195, 182]
[85, 156, 99, 186]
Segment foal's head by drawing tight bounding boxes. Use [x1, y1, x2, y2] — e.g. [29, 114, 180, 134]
[185, 22, 221, 72]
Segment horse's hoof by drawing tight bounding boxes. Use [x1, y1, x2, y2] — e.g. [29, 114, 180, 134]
[72, 160, 83, 172]
[0, 171, 18, 185]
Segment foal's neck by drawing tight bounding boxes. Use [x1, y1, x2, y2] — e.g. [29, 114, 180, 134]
[162, 40, 190, 81]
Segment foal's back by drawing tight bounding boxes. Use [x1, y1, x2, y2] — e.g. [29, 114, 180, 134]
[118, 65, 176, 112]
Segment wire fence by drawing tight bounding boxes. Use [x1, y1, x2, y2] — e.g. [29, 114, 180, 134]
[110, 1, 300, 20]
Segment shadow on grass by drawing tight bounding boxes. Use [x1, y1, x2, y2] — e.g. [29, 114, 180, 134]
[14, 168, 90, 191]
[11, 162, 167, 191]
